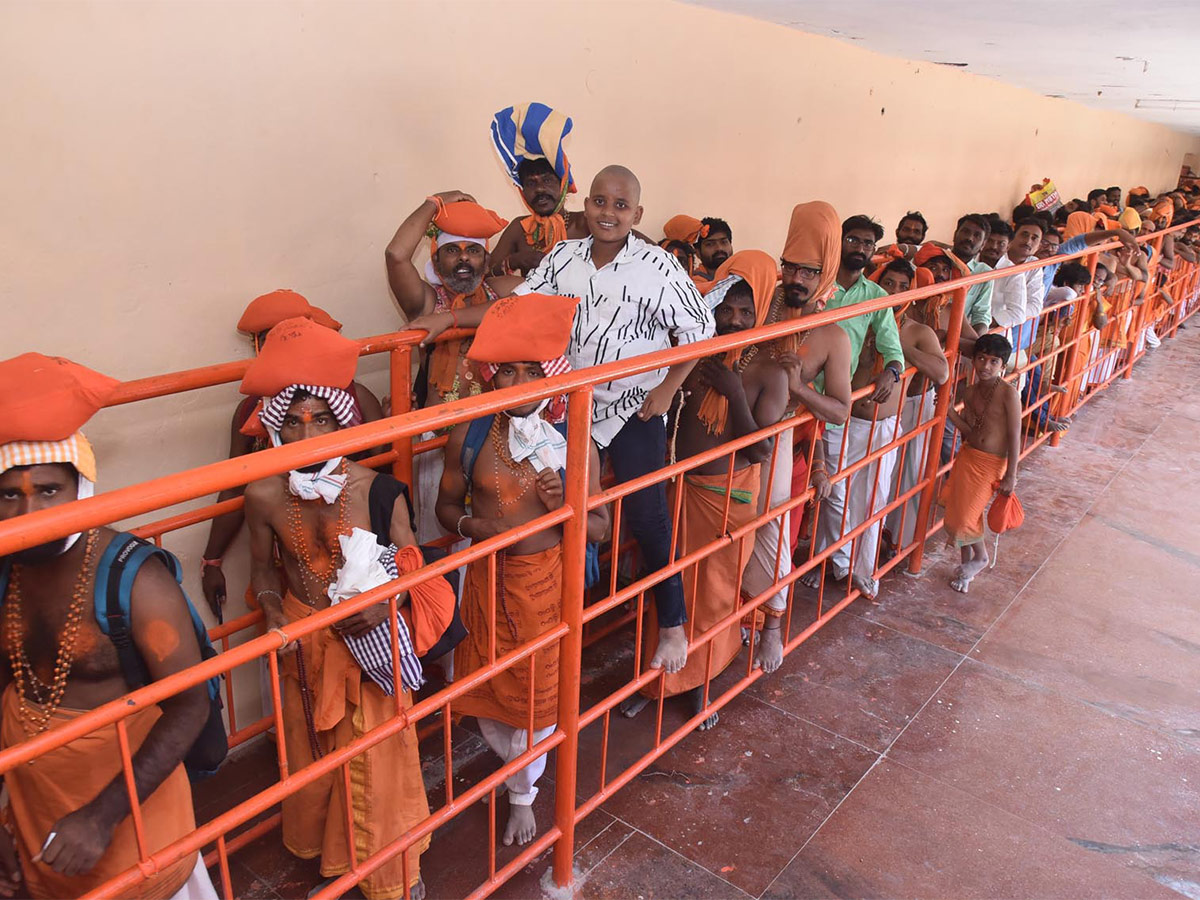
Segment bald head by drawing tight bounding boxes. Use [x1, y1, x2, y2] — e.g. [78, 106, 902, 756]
[592, 165, 641, 204]
[585, 164, 644, 249]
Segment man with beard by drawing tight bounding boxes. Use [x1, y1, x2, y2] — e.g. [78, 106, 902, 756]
[693, 217, 733, 282]
[242, 319, 454, 900]
[384, 192, 523, 543]
[870, 211, 929, 267]
[740, 202, 851, 658]
[802, 215, 905, 591]
[948, 213, 995, 332]
[623, 250, 788, 720]
[0, 353, 217, 900]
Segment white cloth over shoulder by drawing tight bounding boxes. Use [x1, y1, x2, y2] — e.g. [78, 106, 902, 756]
[328, 528, 424, 693]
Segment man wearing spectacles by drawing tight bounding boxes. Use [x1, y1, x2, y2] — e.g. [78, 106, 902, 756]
[802, 215, 906, 591]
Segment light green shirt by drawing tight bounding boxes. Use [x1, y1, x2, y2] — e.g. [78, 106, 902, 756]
[966, 260, 994, 330]
[814, 273, 904, 393]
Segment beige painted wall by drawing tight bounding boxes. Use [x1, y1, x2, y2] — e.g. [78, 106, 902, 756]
[3, 0, 1199, 647]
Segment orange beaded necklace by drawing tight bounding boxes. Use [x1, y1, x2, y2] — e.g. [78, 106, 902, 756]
[4, 529, 100, 735]
[284, 459, 350, 604]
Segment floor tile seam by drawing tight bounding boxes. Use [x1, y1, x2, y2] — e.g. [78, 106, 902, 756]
[224, 859, 282, 899]
[621, 823, 758, 899]
[572, 820, 636, 881]
[879, 754, 1200, 896]
[959, 656, 1200, 756]
[740, 690, 886, 755]
[843, 607, 980, 661]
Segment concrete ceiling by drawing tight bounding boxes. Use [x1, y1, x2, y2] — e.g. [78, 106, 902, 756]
[683, 0, 1200, 134]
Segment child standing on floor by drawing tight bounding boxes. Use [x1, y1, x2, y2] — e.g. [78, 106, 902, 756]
[941, 333, 1021, 594]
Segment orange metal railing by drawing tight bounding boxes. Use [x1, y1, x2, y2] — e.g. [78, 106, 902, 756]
[0, 218, 1195, 900]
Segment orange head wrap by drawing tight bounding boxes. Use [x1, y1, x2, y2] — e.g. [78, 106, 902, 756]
[779, 201, 841, 353]
[1063, 211, 1100, 240]
[0, 353, 118, 448]
[662, 215, 709, 245]
[428, 199, 508, 260]
[694, 250, 780, 433]
[1127, 186, 1150, 208]
[240, 317, 360, 398]
[237, 289, 343, 338]
[1150, 198, 1174, 228]
[467, 294, 579, 367]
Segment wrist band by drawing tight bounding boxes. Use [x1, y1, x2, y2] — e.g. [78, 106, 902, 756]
[201, 557, 223, 569]
[456, 515, 470, 539]
[450, 308, 460, 328]
[425, 195, 446, 216]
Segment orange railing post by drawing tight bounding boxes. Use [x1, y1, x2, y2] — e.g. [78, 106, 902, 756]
[907, 285, 967, 575]
[551, 387, 594, 889]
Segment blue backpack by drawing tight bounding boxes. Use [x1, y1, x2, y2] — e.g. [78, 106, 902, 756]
[0, 532, 228, 781]
[460, 415, 600, 588]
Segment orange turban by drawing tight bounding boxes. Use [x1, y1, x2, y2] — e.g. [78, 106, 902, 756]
[662, 215, 709, 245]
[1127, 186, 1149, 207]
[1150, 198, 1174, 228]
[429, 199, 508, 254]
[240, 317, 360, 398]
[1095, 203, 1119, 218]
[0, 353, 118, 447]
[1063, 211, 1100, 240]
[467, 294, 580, 367]
[779, 201, 840, 353]
[237, 289, 343, 335]
[1118, 207, 1142, 231]
[694, 250, 779, 433]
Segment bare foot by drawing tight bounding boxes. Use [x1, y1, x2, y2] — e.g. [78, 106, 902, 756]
[851, 574, 879, 600]
[753, 625, 784, 674]
[649, 625, 688, 674]
[799, 568, 823, 590]
[688, 687, 718, 731]
[619, 694, 651, 718]
[503, 803, 537, 847]
[1048, 418, 1070, 432]
[409, 878, 426, 900]
[1050, 384, 1069, 394]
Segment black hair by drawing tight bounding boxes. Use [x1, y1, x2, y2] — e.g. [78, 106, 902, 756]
[842, 214, 885, 241]
[972, 332, 1013, 363]
[1054, 261, 1091, 288]
[516, 157, 557, 185]
[956, 213, 992, 235]
[1013, 216, 1046, 237]
[661, 239, 694, 258]
[700, 216, 732, 242]
[1054, 207, 1071, 226]
[880, 258, 915, 283]
[1094, 262, 1110, 278]
[898, 210, 928, 237]
[1087, 188, 1108, 203]
[1107, 185, 1121, 194]
[986, 216, 1014, 239]
[722, 278, 755, 305]
[1034, 211, 1056, 235]
[1012, 203, 1037, 224]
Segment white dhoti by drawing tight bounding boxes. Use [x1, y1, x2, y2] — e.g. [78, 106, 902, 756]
[415, 430, 446, 545]
[816, 416, 900, 585]
[742, 426, 794, 613]
[885, 389, 936, 550]
[170, 855, 220, 900]
[477, 718, 555, 807]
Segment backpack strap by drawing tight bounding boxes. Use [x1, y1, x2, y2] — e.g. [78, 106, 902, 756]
[460, 414, 496, 500]
[94, 532, 183, 689]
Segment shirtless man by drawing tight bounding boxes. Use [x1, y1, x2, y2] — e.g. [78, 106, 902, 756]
[437, 293, 607, 847]
[384, 191, 522, 543]
[622, 250, 788, 721]
[489, 158, 590, 276]
[0, 353, 214, 900]
[942, 334, 1021, 594]
[201, 290, 384, 619]
[242, 320, 452, 900]
[740, 201, 852, 645]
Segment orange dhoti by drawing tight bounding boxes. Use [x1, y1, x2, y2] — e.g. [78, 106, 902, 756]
[940, 445, 1006, 547]
[455, 544, 562, 731]
[0, 686, 197, 899]
[643, 465, 761, 698]
[279, 593, 430, 900]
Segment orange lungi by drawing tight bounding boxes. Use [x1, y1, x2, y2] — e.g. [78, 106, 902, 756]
[0, 686, 197, 899]
[455, 544, 563, 731]
[940, 445, 1006, 547]
[279, 593, 430, 900]
[643, 464, 761, 697]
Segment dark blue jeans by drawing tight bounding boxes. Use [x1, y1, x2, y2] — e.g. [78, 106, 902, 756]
[604, 413, 687, 628]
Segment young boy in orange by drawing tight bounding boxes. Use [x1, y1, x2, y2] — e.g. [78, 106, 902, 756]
[941, 334, 1021, 594]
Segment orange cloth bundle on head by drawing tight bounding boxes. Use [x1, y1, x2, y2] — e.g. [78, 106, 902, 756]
[429, 199, 508, 257]
[779, 200, 841, 353]
[0, 353, 118, 447]
[467, 293, 579, 367]
[237, 289, 342, 335]
[662, 214, 709, 245]
[695, 250, 779, 433]
[1063, 211, 1100, 240]
[240, 316, 360, 398]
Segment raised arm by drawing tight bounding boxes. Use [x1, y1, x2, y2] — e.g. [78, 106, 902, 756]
[39, 560, 208, 879]
[385, 191, 475, 321]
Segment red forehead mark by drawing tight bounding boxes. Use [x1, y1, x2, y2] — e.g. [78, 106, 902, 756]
[18, 471, 35, 498]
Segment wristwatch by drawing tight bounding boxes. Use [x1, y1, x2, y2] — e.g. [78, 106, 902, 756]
[885, 363, 902, 383]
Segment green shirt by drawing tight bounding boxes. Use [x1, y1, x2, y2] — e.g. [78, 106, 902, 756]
[812, 273, 904, 394]
[966, 260, 994, 330]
